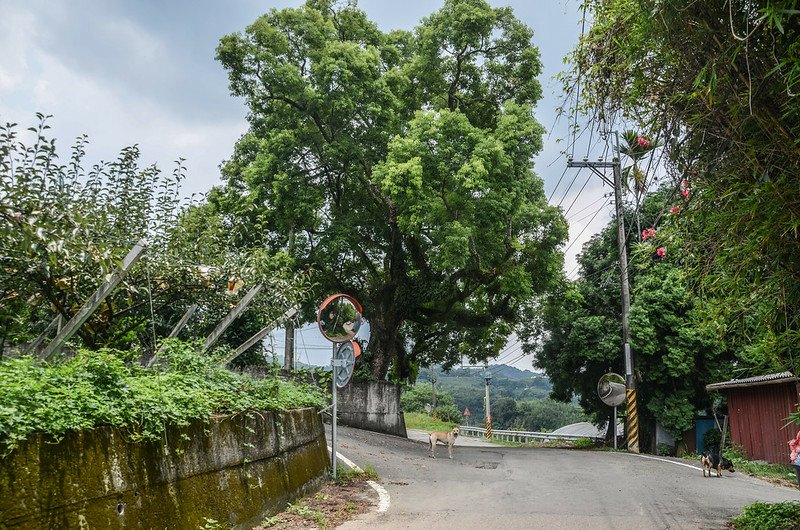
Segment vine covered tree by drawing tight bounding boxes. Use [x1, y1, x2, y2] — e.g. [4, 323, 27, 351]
[565, 0, 800, 372]
[215, 0, 566, 380]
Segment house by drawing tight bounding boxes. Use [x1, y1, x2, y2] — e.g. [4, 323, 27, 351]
[706, 372, 800, 464]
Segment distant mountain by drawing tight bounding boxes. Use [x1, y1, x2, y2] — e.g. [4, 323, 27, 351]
[487, 364, 538, 380]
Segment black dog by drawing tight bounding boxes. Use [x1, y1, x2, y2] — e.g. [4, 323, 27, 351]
[701, 451, 735, 477]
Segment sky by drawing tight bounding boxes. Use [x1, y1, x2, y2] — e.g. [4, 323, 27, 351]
[0, 0, 616, 370]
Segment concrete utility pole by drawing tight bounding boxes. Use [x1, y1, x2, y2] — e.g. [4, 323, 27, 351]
[431, 370, 437, 409]
[283, 229, 296, 372]
[483, 363, 492, 440]
[284, 320, 295, 371]
[567, 148, 640, 453]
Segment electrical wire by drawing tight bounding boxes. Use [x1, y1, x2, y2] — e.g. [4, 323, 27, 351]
[563, 198, 612, 255]
[566, 194, 608, 221]
[562, 172, 594, 217]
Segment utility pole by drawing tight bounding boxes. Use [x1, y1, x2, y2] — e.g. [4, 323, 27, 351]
[284, 229, 296, 372]
[567, 148, 639, 453]
[284, 320, 295, 371]
[431, 369, 437, 410]
[483, 362, 492, 440]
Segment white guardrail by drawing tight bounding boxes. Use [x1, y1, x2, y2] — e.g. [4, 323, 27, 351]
[458, 425, 602, 443]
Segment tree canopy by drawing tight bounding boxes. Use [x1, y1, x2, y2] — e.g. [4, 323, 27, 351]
[214, 0, 566, 381]
[0, 117, 310, 359]
[528, 187, 734, 443]
[566, 0, 800, 372]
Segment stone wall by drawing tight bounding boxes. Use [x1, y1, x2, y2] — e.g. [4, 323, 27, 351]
[337, 381, 407, 437]
[0, 408, 329, 529]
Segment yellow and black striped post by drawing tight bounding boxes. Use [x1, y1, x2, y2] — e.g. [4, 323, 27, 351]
[626, 388, 639, 453]
[486, 416, 492, 440]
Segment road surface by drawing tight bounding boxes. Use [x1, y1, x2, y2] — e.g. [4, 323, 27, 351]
[328, 425, 799, 529]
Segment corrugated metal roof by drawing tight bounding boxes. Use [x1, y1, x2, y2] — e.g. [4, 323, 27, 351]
[706, 371, 797, 391]
[551, 421, 623, 438]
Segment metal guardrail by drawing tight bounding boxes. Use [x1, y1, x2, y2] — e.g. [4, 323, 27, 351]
[459, 425, 602, 443]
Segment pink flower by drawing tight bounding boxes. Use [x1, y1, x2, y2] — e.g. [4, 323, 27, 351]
[642, 227, 657, 241]
[637, 136, 650, 148]
[681, 189, 690, 199]
[657, 246, 666, 258]
[670, 205, 680, 214]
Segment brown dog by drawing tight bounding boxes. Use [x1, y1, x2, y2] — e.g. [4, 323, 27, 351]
[429, 427, 459, 459]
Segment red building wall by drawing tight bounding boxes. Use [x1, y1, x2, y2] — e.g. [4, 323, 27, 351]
[727, 382, 800, 464]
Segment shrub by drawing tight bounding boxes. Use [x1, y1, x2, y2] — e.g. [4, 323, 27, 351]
[730, 502, 800, 530]
[703, 428, 722, 453]
[657, 443, 674, 456]
[0, 340, 326, 453]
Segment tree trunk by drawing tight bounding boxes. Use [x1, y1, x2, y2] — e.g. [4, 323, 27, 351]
[368, 312, 402, 381]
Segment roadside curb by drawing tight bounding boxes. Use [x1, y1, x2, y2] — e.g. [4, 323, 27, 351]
[328, 445, 391, 514]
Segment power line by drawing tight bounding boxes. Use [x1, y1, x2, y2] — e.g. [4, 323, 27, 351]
[562, 172, 594, 217]
[567, 193, 608, 221]
[563, 198, 611, 255]
[548, 166, 569, 202]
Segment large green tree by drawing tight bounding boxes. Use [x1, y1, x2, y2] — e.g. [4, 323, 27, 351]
[566, 0, 800, 372]
[215, 0, 566, 380]
[529, 187, 732, 445]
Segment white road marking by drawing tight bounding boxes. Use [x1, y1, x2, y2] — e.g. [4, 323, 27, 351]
[328, 446, 391, 513]
[624, 452, 706, 472]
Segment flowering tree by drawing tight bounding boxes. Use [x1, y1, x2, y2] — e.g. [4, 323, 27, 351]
[566, 0, 800, 374]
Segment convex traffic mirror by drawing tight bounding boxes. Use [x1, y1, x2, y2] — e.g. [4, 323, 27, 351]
[317, 294, 362, 343]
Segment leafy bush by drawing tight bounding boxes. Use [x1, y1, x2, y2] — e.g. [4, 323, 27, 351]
[722, 445, 796, 482]
[432, 403, 461, 423]
[730, 502, 800, 530]
[572, 437, 594, 449]
[657, 443, 674, 457]
[703, 428, 722, 453]
[0, 340, 325, 453]
[403, 412, 457, 432]
[400, 384, 457, 414]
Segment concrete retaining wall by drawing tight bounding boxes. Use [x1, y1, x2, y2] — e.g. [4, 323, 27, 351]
[337, 381, 407, 437]
[0, 408, 329, 529]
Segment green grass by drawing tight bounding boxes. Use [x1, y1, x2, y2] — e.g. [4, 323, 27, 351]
[404, 412, 457, 432]
[731, 502, 800, 529]
[0, 340, 327, 453]
[681, 447, 798, 483]
[725, 450, 796, 482]
[334, 464, 380, 484]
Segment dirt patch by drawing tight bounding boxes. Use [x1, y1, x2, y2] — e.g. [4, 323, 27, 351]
[252, 478, 375, 529]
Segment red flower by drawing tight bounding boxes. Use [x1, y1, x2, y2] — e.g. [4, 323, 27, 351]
[670, 205, 680, 214]
[642, 227, 657, 241]
[657, 247, 666, 258]
[637, 136, 650, 148]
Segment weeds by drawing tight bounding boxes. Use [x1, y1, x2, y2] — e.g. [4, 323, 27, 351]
[0, 341, 326, 453]
[730, 501, 800, 529]
[286, 502, 327, 528]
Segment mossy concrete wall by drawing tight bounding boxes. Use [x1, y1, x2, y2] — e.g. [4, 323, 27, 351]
[0, 408, 329, 529]
[337, 381, 407, 437]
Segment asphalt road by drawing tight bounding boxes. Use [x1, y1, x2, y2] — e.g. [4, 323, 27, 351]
[328, 425, 799, 529]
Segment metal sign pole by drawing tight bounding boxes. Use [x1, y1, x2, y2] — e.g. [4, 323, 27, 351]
[613, 406, 617, 450]
[331, 342, 337, 479]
